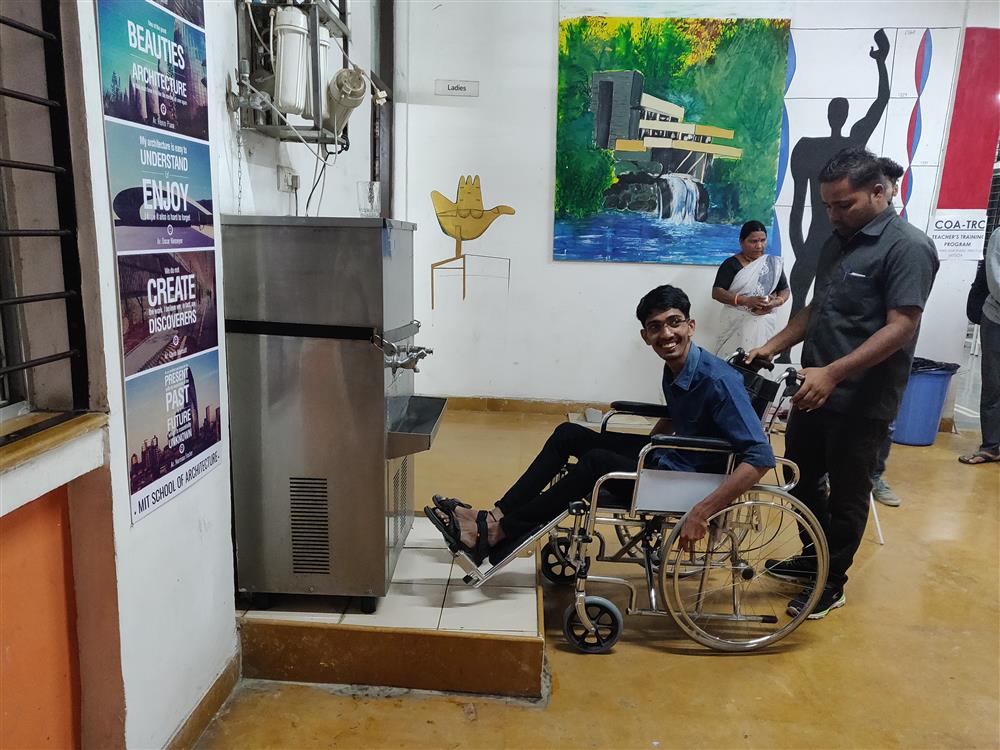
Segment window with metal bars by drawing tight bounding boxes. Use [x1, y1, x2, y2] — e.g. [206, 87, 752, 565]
[0, 3, 89, 443]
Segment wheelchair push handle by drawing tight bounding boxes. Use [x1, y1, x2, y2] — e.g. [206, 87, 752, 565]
[729, 348, 775, 373]
[781, 367, 802, 398]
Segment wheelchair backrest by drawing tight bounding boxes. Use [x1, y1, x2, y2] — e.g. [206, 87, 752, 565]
[730, 366, 781, 420]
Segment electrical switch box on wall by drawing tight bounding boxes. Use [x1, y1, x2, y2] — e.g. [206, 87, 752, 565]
[277, 165, 298, 193]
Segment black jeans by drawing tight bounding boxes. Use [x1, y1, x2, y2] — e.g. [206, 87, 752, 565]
[980, 314, 1000, 452]
[784, 408, 890, 589]
[495, 423, 649, 541]
[872, 422, 895, 479]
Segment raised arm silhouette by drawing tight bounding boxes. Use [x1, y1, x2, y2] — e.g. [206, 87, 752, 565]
[784, 29, 891, 358]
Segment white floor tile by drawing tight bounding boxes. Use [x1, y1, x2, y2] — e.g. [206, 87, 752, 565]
[451, 552, 537, 588]
[439, 585, 538, 635]
[438, 629, 540, 639]
[341, 582, 448, 629]
[392, 546, 455, 585]
[404, 516, 450, 549]
[242, 609, 344, 625]
[240, 594, 347, 624]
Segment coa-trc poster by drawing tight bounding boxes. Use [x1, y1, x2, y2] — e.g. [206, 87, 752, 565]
[96, 0, 222, 523]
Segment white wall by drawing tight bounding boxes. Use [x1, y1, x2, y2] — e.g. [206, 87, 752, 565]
[68, 2, 240, 747]
[67, 1, 377, 744]
[68, 0, 383, 744]
[72, 3, 239, 745]
[399, 0, 998, 407]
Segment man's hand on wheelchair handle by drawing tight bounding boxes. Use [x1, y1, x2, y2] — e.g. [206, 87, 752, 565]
[790, 366, 840, 411]
[744, 345, 775, 368]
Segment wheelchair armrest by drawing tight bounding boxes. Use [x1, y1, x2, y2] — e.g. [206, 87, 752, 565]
[609, 401, 671, 419]
[650, 434, 734, 452]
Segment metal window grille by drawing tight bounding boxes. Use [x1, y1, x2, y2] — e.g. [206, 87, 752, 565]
[0, 4, 89, 438]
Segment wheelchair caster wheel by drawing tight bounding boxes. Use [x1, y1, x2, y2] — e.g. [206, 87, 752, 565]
[562, 596, 623, 654]
[540, 538, 576, 585]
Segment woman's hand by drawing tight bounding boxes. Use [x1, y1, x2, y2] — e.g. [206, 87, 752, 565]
[737, 295, 766, 308]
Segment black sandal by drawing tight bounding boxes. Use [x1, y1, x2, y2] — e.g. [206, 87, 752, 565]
[423, 506, 491, 565]
[432, 494, 472, 513]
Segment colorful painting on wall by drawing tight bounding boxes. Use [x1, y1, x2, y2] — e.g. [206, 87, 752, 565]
[554, 17, 790, 265]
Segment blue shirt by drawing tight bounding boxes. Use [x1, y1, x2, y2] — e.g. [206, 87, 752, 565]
[657, 345, 775, 472]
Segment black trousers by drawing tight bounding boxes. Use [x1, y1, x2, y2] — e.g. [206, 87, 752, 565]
[495, 423, 649, 541]
[784, 407, 890, 589]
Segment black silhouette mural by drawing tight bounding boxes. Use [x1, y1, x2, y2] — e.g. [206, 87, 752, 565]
[786, 29, 892, 326]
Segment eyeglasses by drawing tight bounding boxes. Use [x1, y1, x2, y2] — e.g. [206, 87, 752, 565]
[643, 317, 689, 335]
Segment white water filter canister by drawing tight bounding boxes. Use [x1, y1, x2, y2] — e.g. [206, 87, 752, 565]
[273, 6, 308, 116]
[302, 25, 331, 120]
[325, 67, 366, 137]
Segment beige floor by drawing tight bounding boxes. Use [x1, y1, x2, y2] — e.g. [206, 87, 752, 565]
[199, 410, 1000, 750]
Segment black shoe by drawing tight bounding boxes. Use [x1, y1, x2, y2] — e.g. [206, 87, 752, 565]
[764, 555, 817, 583]
[787, 584, 845, 619]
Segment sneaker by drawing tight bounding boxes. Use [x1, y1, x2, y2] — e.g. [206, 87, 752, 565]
[871, 475, 901, 507]
[764, 555, 817, 583]
[787, 585, 846, 619]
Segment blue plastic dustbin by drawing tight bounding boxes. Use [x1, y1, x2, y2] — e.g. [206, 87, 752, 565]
[892, 360, 959, 446]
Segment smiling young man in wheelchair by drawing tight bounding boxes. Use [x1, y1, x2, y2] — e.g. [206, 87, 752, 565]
[426, 284, 777, 567]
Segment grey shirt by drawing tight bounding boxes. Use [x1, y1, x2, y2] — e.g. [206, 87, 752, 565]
[983, 228, 1000, 325]
[802, 207, 939, 421]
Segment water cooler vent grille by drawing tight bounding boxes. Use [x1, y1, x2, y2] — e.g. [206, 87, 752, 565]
[289, 477, 331, 574]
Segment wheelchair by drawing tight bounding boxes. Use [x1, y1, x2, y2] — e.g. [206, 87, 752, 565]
[449, 353, 829, 653]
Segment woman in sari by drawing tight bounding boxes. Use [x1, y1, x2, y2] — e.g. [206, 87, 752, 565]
[712, 220, 789, 357]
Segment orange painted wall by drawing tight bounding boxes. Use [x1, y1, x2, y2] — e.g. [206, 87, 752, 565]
[0, 486, 81, 749]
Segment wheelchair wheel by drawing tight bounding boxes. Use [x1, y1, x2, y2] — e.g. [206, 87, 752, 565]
[659, 489, 828, 652]
[540, 537, 576, 584]
[562, 596, 623, 654]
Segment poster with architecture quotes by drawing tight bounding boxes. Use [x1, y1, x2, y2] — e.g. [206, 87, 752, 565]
[96, 0, 222, 523]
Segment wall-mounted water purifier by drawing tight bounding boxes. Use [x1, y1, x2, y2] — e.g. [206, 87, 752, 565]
[272, 6, 308, 115]
[233, 0, 388, 149]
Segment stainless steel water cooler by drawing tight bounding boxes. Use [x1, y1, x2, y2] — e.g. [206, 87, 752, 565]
[221, 216, 445, 610]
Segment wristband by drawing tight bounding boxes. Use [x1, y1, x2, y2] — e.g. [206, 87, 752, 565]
[734, 294, 740, 307]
